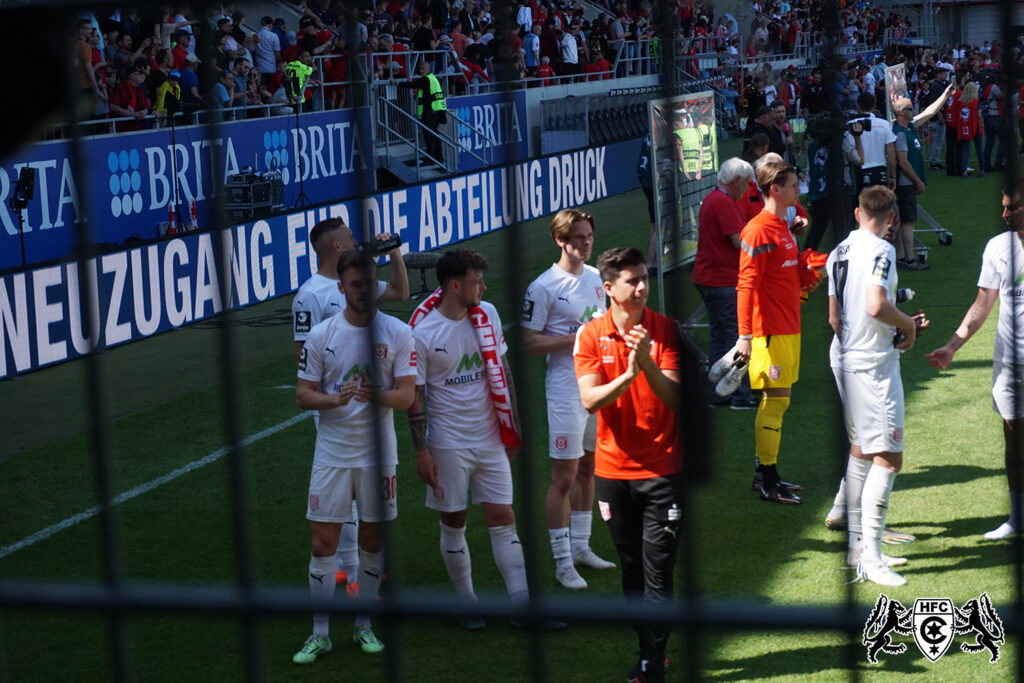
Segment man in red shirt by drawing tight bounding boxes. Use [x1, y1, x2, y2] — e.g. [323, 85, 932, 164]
[171, 30, 191, 71]
[735, 161, 809, 504]
[693, 158, 758, 409]
[575, 246, 685, 683]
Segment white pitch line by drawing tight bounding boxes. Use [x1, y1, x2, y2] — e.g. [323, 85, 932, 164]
[0, 412, 312, 560]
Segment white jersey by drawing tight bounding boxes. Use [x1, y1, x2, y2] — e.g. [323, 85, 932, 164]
[412, 301, 507, 450]
[978, 231, 1024, 364]
[827, 229, 900, 371]
[522, 264, 606, 400]
[297, 312, 416, 468]
[292, 273, 388, 342]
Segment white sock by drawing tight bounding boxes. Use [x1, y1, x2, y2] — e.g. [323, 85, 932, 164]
[309, 554, 336, 637]
[440, 522, 475, 598]
[549, 527, 572, 572]
[844, 458, 872, 555]
[860, 465, 897, 562]
[354, 548, 383, 628]
[489, 523, 529, 597]
[828, 475, 848, 521]
[570, 511, 592, 556]
[337, 516, 360, 580]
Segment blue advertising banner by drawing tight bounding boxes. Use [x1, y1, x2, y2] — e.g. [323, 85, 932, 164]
[0, 108, 373, 271]
[448, 91, 528, 172]
[0, 137, 642, 379]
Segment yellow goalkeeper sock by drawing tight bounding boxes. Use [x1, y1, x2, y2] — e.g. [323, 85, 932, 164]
[754, 395, 790, 466]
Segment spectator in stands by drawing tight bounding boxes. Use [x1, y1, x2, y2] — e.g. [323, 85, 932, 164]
[113, 33, 150, 79]
[583, 50, 611, 82]
[411, 14, 437, 52]
[218, 17, 240, 57]
[255, 16, 282, 87]
[212, 68, 235, 109]
[449, 20, 470, 59]
[148, 48, 174, 98]
[171, 31, 191, 71]
[75, 18, 101, 98]
[230, 57, 250, 106]
[179, 53, 203, 112]
[109, 66, 152, 131]
[540, 18, 560, 70]
[745, 105, 786, 159]
[153, 70, 182, 122]
[559, 26, 580, 79]
[516, 1, 532, 33]
[536, 56, 556, 86]
[608, 10, 626, 73]
[524, 22, 541, 76]
[272, 17, 288, 47]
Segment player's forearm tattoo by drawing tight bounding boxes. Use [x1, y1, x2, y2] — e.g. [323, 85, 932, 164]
[409, 385, 427, 450]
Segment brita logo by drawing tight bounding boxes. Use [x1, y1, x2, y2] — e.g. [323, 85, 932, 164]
[107, 150, 144, 218]
[262, 129, 291, 184]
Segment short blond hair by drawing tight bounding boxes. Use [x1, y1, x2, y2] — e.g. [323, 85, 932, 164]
[549, 209, 595, 243]
[858, 185, 896, 218]
[756, 160, 797, 196]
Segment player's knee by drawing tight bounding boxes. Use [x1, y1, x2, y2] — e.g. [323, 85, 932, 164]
[483, 504, 515, 527]
[358, 522, 383, 553]
[576, 453, 595, 479]
[440, 510, 468, 528]
[550, 461, 577, 493]
[311, 535, 336, 558]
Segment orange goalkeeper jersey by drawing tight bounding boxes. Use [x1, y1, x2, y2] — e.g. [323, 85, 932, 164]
[737, 209, 802, 337]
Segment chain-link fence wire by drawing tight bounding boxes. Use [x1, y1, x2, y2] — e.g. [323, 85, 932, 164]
[1, 0, 1023, 681]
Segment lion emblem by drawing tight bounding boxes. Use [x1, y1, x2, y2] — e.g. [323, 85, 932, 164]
[862, 594, 912, 663]
[954, 592, 1005, 662]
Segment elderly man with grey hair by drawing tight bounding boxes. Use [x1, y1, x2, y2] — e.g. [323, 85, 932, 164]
[692, 157, 759, 409]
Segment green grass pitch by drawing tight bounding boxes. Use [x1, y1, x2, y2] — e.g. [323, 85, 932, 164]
[0, 147, 1021, 682]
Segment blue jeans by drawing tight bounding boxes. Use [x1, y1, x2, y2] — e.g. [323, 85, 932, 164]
[984, 116, 1007, 169]
[695, 283, 754, 402]
[928, 120, 944, 164]
[960, 135, 985, 174]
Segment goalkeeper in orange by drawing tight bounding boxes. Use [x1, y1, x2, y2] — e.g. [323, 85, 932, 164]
[734, 160, 822, 504]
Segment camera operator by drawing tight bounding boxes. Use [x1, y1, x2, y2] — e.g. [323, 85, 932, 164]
[845, 92, 897, 192]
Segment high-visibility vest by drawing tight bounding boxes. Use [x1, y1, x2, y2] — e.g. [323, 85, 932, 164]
[286, 60, 313, 93]
[417, 73, 446, 117]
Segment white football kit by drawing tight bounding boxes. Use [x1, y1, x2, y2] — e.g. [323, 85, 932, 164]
[522, 264, 606, 459]
[827, 230, 905, 453]
[978, 232, 1024, 419]
[298, 311, 416, 521]
[412, 301, 513, 511]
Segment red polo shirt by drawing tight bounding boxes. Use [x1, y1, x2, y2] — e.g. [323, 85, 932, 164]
[692, 186, 745, 287]
[574, 308, 682, 480]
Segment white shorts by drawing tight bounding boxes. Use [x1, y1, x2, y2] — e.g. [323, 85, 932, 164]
[833, 359, 905, 454]
[547, 398, 597, 459]
[425, 447, 513, 512]
[306, 463, 398, 523]
[992, 361, 1024, 420]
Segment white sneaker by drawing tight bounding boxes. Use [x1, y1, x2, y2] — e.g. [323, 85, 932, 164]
[555, 565, 588, 590]
[847, 547, 908, 567]
[708, 345, 740, 384]
[984, 521, 1016, 540]
[572, 548, 616, 570]
[857, 559, 907, 587]
[715, 359, 748, 397]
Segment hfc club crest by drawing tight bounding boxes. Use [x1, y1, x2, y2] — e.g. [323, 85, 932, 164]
[912, 598, 954, 662]
[863, 593, 1004, 663]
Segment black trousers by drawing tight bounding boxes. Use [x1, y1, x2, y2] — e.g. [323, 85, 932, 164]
[596, 473, 683, 662]
[805, 195, 852, 253]
[945, 125, 962, 175]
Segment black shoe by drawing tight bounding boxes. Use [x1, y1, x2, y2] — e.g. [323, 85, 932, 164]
[930, 162, 944, 170]
[752, 467, 803, 491]
[759, 481, 803, 504]
[627, 657, 665, 683]
[510, 617, 567, 632]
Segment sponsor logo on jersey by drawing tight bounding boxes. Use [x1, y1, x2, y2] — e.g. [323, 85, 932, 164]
[344, 363, 370, 381]
[295, 311, 312, 334]
[557, 295, 571, 303]
[298, 346, 308, 371]
[579, 305, 600, 323]
[781, 259, 798, 268]
[456, 352, 483, 373]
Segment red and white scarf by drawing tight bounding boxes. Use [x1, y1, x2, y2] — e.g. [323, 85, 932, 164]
[410, 288, 522, 447]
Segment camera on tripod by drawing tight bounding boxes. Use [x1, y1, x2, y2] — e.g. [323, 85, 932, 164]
[847, 114, 871, 136]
